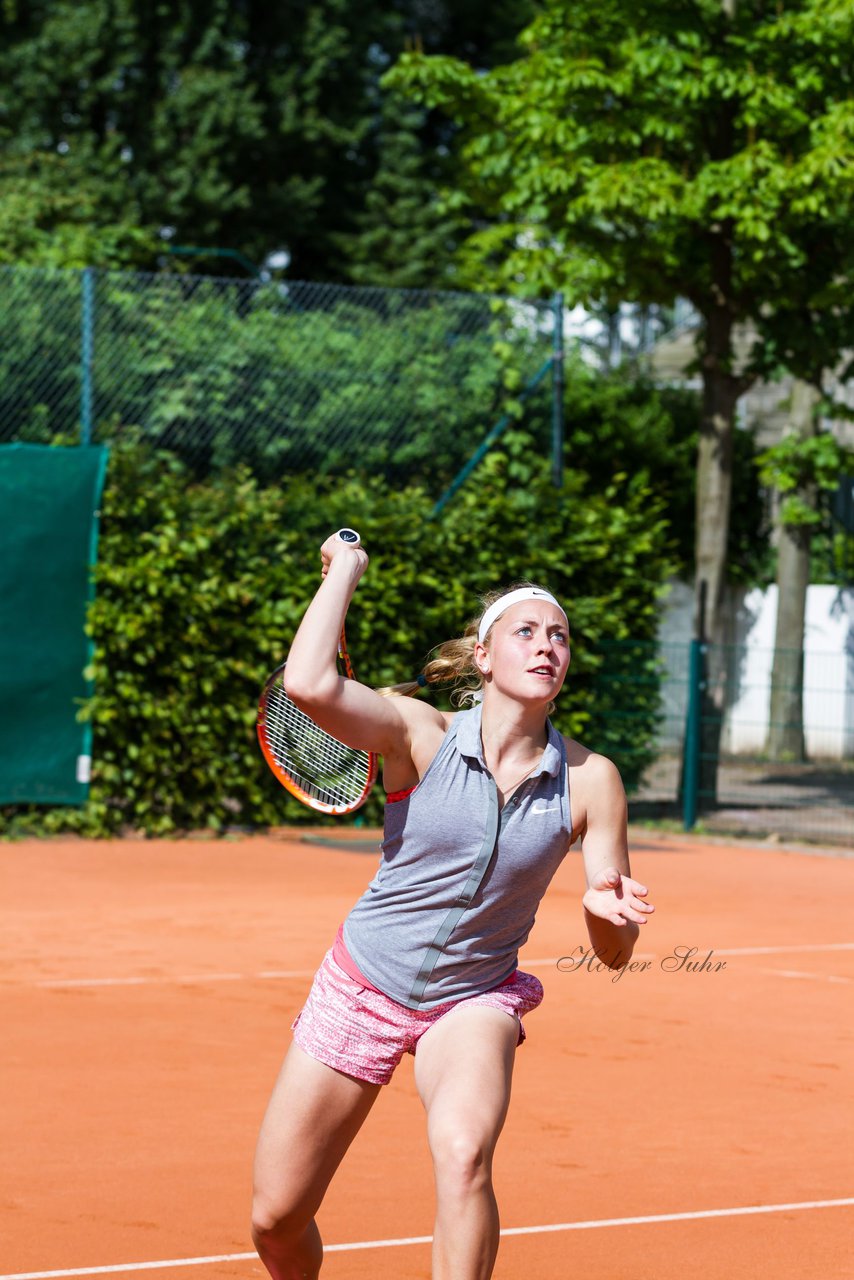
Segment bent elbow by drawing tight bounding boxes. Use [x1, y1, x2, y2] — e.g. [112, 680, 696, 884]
[282, 667, 335, 708]
[281, 667, 312, 705]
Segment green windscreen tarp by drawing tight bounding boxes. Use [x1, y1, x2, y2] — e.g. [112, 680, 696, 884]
[0, 444, 108, 805]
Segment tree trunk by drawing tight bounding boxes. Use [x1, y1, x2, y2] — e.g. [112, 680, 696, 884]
[692, 292, 747, 811]
[695, 364, 740, 648]
[767, 381, 820, 761]
[694, 364, 741, 811]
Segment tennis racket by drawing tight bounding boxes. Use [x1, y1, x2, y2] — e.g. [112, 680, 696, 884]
[257, 529, 379, 815]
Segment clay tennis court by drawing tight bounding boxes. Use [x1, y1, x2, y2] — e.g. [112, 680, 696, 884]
[2, 830, 852, 1280]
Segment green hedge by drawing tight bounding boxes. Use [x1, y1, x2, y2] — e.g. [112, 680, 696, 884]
[0, 432, 674, 836]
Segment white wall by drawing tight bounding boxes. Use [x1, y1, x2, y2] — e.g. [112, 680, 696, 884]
[657, 581, 854, 759]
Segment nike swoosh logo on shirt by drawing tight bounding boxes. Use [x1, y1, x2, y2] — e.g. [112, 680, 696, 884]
[530, 802, 558, 815]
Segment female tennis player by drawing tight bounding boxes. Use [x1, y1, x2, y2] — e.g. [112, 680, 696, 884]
[251, 533, 655, 1280]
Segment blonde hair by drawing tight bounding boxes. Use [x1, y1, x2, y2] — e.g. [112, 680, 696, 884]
[377, 581, 560, 708]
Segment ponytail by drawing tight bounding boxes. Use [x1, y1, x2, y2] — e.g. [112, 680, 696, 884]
[377, 623, 482, 704]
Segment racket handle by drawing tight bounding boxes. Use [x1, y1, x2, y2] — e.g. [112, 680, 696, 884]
[336, 528, 361, 547]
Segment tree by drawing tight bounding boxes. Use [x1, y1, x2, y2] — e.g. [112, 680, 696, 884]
[387, 0, 854, 653]
[387, 0, 854, 810]
[0, 0, 265, 268]
[758, 394, 854, 760]
[336, 94, 464, 289]
[0, 148, 155, 268]
[0, 1, 533, 278]
[525, 354, 770, 585]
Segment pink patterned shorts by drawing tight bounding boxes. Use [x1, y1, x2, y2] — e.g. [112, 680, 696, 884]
[291, 950, 544, 1086]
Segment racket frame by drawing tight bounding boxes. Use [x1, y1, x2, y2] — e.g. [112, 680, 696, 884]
[257, 625, 379, 815]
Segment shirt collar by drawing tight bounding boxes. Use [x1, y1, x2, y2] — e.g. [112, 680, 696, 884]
[455, 704, 563, 779]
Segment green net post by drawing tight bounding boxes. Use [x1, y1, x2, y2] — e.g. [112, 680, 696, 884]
[682, 638, 704, 830]
[80, 268, 95, 445]
[430, 357, 555, 517]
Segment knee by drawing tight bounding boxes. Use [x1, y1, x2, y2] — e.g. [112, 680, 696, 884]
[429, 1126, 493, 1194]
[250, 1191, 309, 1246]
[250, 1193, 284, 1246]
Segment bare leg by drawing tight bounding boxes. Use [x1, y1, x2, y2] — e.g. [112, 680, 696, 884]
[414, 1007, 519, 1280]
[251, 1043, 381, 1280]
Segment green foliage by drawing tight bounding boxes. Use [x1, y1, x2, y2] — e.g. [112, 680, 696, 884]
[0, 150, 156, 268]
[823, 526, 854, 585]
[529, 355, 770, 584]
[388, 0, 854, 645]
[336, 94, 464, 289]
[0, 269, 550, 484]
[0, 0, 330, 274]
[0, 1, 532, 279]
[758, 431, 854, 582]
[1, 266, 768, 585]
[0, 434, 674, 837]
[18, 261, 766, 570]
[758, 432, 854, 527]
[388, 0, 854, 383]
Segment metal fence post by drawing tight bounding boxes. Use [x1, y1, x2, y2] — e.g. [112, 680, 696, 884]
[80, 268, 94, 446]
[430, 357, 555, 518]
[551, 292, 564, 487]
[682, 638, 704, 829]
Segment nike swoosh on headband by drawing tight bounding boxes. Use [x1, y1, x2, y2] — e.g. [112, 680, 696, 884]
[477, 587, 567, 644]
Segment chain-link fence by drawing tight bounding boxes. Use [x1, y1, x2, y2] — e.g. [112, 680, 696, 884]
[622, 641, 854, 846]
[0, 266, 559, 491]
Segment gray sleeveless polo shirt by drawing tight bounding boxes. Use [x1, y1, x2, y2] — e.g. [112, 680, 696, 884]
[342, 704, 573, 1009]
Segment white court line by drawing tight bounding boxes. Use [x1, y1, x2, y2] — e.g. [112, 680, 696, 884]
[711, 943, 854, 957]
[7, 942, 853, 990]
[759, 967, 853, 985]
[28, 970, 316, 990]
[3, 1198, 852, 1279]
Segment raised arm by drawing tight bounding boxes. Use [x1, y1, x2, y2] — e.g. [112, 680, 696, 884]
[574, 751, 655, 969]
[282, 532, 424, 762]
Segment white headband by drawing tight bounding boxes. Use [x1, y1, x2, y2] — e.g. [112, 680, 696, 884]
[477, 587, 566, 644]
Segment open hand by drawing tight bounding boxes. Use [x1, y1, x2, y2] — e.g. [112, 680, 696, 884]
[582, 867, 654, 928]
